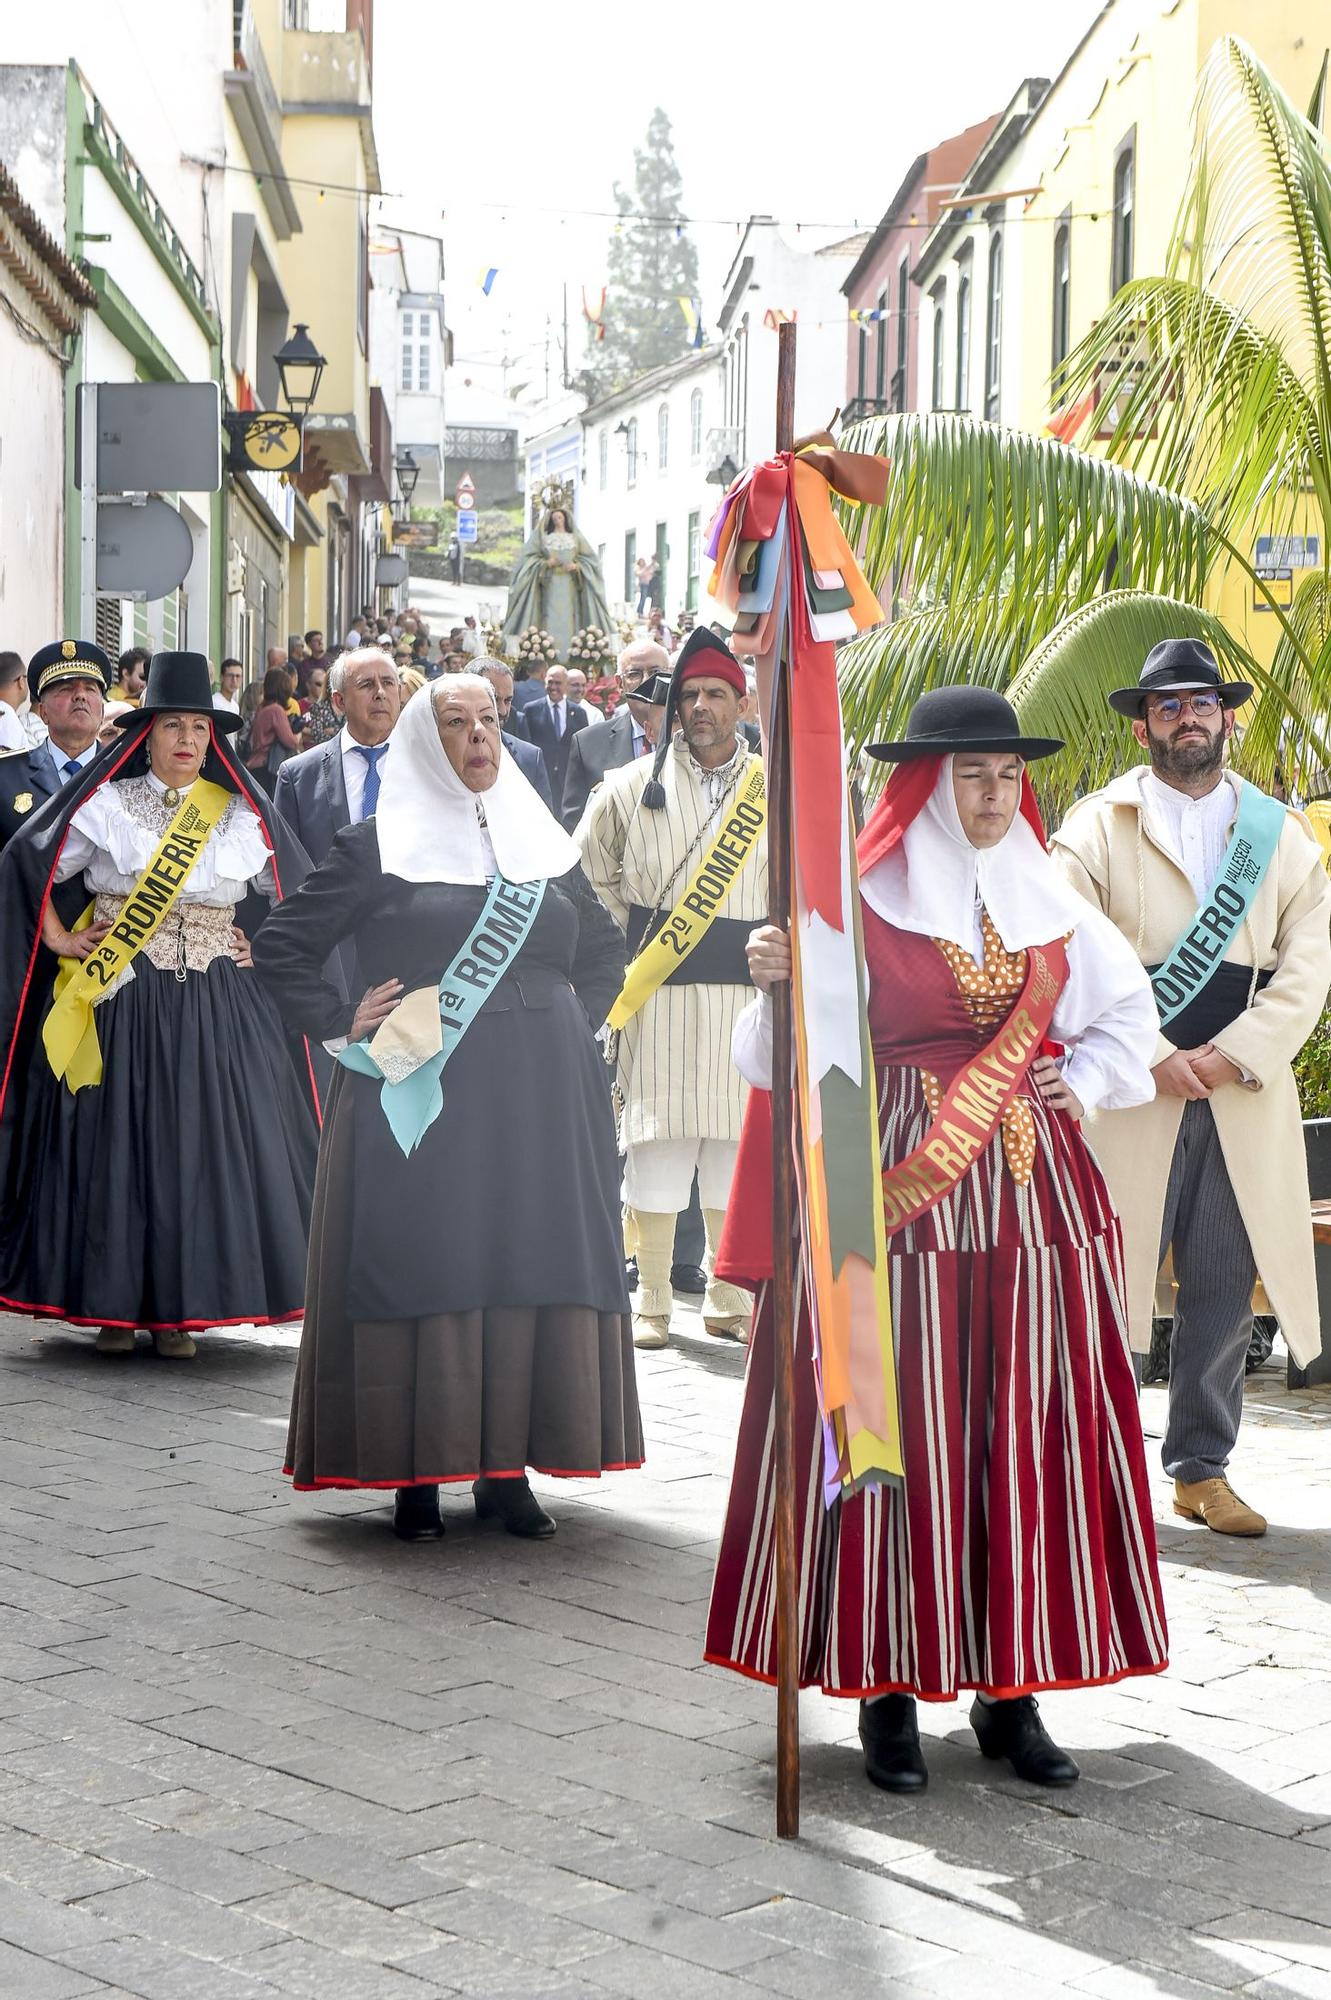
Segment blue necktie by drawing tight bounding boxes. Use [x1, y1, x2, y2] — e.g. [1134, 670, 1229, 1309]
[356, 744, 386, 819]
[62, 759, 83, 782]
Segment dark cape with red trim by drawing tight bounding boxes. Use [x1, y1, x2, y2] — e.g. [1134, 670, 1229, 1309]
[0, 718, 333, 1333]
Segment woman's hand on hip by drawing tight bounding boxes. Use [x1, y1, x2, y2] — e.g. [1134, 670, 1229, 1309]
[350, 978, 403, 1041]
[230, 926, 254, 970]
[55, 919, 113, 961]
[1032, 1054, 1084, 1122]
[747, 924, 791, 993]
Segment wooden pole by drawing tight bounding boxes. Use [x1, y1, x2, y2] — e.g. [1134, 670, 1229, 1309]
[769, 319, 800, 1839]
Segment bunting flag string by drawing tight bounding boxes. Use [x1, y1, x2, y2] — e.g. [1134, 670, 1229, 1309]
[709, 436, 904, 1498]
[582, 286, 608, 343]
[477, 267, 499, 295]
[763, 307, 798, 330]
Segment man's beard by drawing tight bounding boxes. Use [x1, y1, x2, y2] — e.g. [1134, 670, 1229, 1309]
[1148, 726, 1224, 782]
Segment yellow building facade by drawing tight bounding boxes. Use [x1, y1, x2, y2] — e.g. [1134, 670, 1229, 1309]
[1015, 0, 1323, 668]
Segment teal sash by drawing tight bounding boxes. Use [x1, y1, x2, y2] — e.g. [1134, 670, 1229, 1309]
[1150, 783, 1285, 1028]
[339, 873, 547, 1155]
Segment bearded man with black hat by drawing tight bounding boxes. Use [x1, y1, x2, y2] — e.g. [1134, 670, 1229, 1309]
[577, 627, 768, 1347]
[0, 641, 110, 849]
[0, 651, 321, 1357]
[1052, 639, 1331, 1536]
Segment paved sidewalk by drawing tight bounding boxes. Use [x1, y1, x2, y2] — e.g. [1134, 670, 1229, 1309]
[0, 1304, 1329, 1998]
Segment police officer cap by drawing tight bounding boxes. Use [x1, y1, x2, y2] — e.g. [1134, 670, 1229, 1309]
[28, 640, 111, 699]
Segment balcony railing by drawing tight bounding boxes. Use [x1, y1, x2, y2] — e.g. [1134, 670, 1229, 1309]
[841, 396, 892, 426]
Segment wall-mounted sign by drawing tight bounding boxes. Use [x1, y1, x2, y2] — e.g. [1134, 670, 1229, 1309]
[376, 553, 410, 587]
[1254, 535, 1319, 570]
[456, 508, 479, 544]
[96, 497, 195, 600]
[85, 382, 223, 494]
[391, 520, 439, 549]
[1253, 566, 1294, 611]
[225, 412, 304, 474]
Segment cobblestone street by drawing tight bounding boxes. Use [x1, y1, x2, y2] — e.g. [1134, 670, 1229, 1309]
[0, 1304, 1329, 1999]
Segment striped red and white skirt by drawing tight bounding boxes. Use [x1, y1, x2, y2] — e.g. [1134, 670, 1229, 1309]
[705, 1069, 1169, 1701]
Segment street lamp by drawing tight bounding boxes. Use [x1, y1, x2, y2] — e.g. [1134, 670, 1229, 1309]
[395, 449, 420, 506]
[274, 323, 326, 415]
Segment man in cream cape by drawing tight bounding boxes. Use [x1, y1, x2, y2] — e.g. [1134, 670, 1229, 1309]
[577, 629, 768, 1349]
[1052, 639, 1331, 1536]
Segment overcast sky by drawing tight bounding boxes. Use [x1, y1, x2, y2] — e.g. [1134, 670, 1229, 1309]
[373, 0, 1101, 404]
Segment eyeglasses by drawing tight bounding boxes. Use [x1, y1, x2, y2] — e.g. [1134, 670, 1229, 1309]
[1145, 691, 1222, 722]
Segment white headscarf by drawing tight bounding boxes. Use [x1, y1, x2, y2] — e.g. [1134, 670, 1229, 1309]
[859, 754, 1090, 953]
[374, 679, 581, 886]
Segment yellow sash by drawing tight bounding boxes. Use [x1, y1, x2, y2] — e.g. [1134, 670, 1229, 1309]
[607, 763, 767, 1030]
[43, 778, 232, 1092]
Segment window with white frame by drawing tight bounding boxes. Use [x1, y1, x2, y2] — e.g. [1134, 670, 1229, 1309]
[930, 284, 946, 410]
[983, 231, 1003, 421]
[598, 428, 609, 489]
[658, 402, 669, 471]
[626, 417, 638, 488]
[400, 310, 431, 392]
[690, 387, 703, 459]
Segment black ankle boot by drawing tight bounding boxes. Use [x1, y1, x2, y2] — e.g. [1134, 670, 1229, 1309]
[858, 1694, 928, 1793]
[392, 1485, 444, 1541]
[473, 1474, 556, 1539]
[969, 1695, 1079, 1786]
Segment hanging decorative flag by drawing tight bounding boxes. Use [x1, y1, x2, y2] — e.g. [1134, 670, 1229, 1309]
[763, 308, 797, 330]
[709, 433, 903, 1499]
[849, 307, 886, 324]
[678, 297, 704, 350]
[477, 268, 499, 296]
[1045, 389, 1097, 444]
[582, 287, 608, 344]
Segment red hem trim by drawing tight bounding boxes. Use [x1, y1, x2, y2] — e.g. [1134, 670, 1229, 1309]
[0, 1298, 305, 1333]
[700, 1652, 1170, 1701]
[284, 1458, 646, 1491]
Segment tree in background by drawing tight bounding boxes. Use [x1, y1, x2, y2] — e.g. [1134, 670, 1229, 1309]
[836, 39, 1331, 816]
[582, 108, 700, 396]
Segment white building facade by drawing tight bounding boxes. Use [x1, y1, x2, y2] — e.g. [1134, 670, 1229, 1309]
[577, 348, 725, 621]
[369, 222, 447, 507]
[717, 220, 868, 464]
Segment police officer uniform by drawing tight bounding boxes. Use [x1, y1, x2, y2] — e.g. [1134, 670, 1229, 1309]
[0, 640, 109, 851]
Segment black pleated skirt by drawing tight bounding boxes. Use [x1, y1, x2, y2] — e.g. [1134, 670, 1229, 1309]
[285, 1070, 643, 1489]
[0, 958, 318, 1331]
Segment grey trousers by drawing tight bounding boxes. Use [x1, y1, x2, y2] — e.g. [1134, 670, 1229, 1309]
[1156, 1099, 1257, 1483]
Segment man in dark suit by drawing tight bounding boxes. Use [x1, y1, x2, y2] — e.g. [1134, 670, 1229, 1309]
[273, 647, 400, 864]
[0, 641, 109, 851]
[522, 665, 587, 802]
[560, 639, 671, 829]
[476, 660, 553, 807]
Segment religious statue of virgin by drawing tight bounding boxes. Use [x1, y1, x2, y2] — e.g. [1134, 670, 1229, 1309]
[502, 503, 614, 663]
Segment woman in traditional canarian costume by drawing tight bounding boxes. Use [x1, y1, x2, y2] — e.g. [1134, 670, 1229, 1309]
[253, 674, 641, 1542]
[706, 687, 1169, 1792]
[0, 651, 320, 1357]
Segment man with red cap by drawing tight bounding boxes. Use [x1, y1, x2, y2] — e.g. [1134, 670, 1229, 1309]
[578, 627, 768, 1347]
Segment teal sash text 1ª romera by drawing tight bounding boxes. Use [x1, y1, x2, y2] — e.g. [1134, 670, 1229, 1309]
[338, 873, 547, 1155]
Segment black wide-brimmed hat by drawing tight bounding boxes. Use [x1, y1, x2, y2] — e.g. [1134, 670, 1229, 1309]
[865, 685, 1063, 763]
[114, 650, 241, 732]
[1107, 637, 1252, 718]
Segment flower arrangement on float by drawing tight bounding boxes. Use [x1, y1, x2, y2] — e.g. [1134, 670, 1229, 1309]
[515, 626, 560, 667]
[567, 625, 615, 670]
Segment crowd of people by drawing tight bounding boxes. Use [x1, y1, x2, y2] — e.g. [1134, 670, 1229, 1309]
[0, 613, 1325, 1801]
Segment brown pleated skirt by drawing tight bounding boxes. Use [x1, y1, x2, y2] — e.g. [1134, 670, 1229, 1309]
[284, 1074, 644, 1491]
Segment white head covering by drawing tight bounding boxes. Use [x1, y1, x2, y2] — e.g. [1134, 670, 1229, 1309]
[374, 679, 581, 886]
[860, 754, 1090, 953]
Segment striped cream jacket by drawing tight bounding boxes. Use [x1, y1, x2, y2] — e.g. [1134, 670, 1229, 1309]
[576, 737, 769, 1147]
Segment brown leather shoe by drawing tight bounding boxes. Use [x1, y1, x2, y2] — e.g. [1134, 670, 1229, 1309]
[1173, 1476, 1266, 1537]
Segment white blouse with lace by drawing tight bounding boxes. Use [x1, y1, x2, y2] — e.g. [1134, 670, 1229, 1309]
[54, 771, 275, 902]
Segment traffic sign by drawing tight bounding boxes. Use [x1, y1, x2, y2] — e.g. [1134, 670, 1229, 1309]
[455, 474, 476, 508]
[456, 509, 479, 544]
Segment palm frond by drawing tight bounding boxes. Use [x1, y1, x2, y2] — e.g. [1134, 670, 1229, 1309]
[1053, 276, 1327, 536]
[1180, 38, 1331, 430]
[838, 412, 1213, 612]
